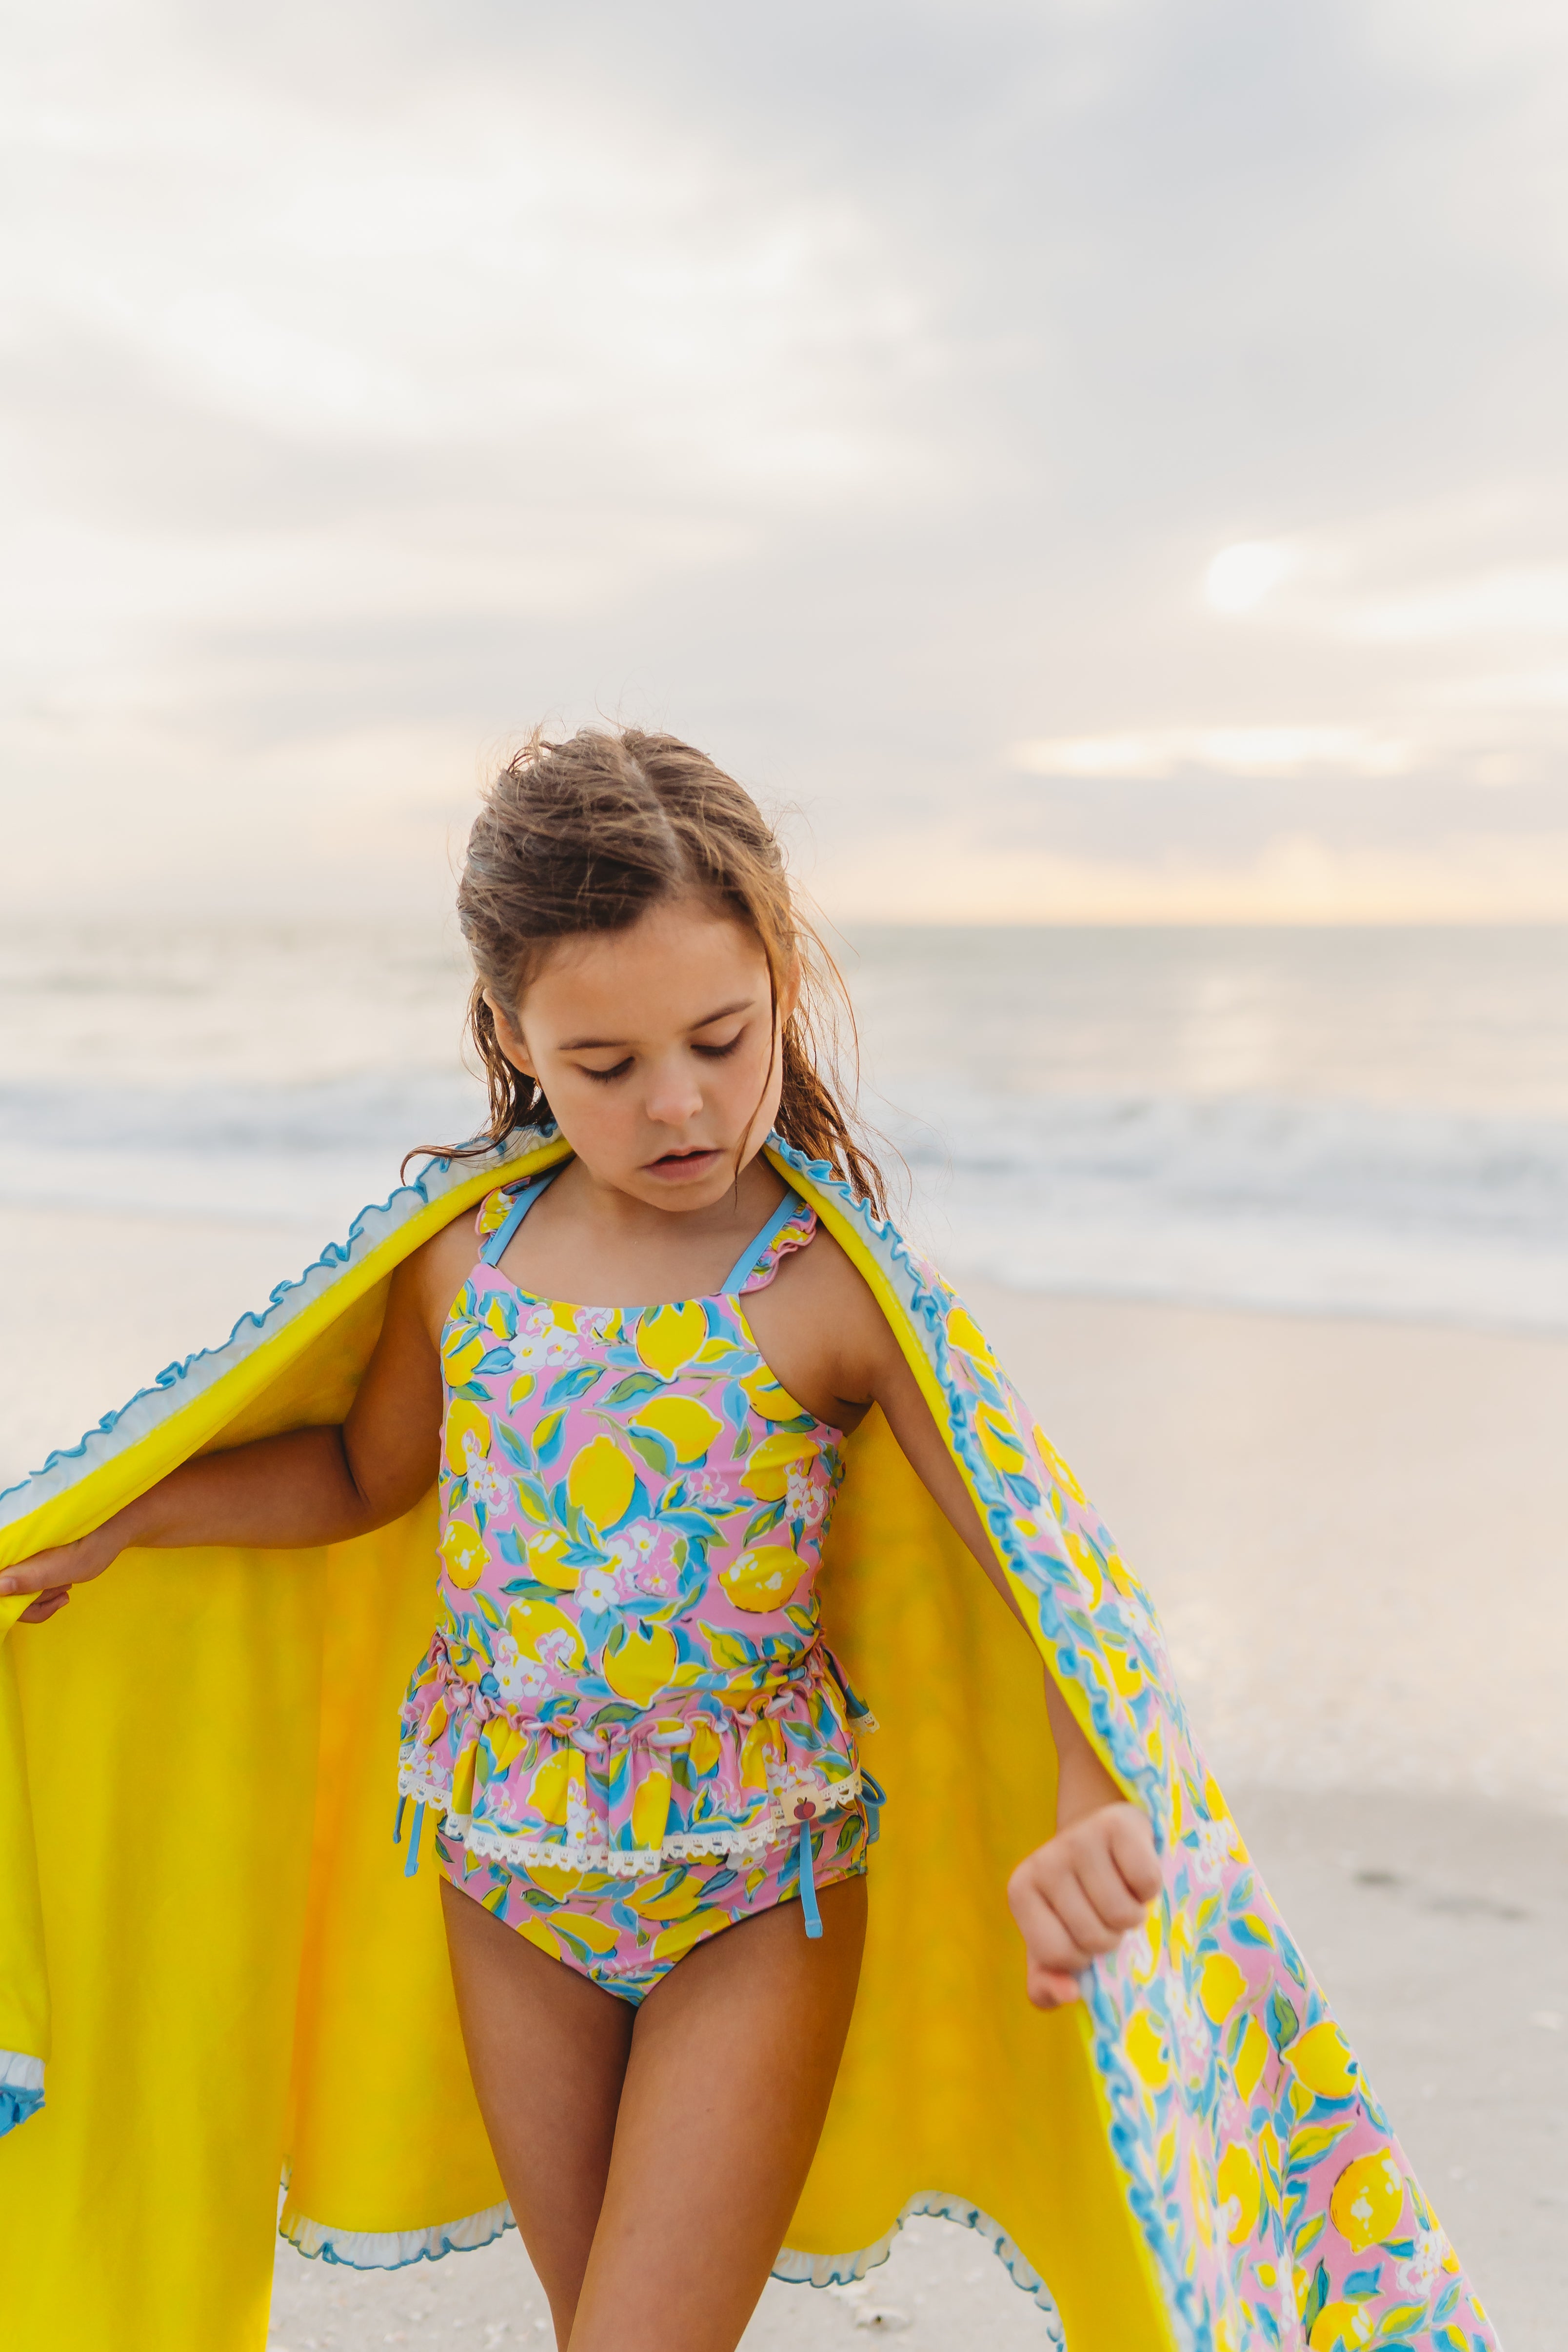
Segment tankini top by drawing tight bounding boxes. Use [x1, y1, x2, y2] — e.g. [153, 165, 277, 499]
[397, 1168, 876, 1879]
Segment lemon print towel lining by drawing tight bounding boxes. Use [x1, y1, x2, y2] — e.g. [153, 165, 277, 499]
[399, 1169, 879, 1882]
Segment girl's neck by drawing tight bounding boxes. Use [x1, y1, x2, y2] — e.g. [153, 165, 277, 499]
[496, 1150, 791, 1313]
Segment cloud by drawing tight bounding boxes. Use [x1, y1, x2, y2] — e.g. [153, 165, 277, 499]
[1203, 541, 1301, 615]
[820, 825, 1568, 924]
[1439, 669, 1568, 708]
[1350, 567, 1568, 643]
[4, 0, 1568, 919]
[1008, 727, 1412, 779]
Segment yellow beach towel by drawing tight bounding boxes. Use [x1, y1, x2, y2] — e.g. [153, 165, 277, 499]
[0, 1131, 1493, 2352]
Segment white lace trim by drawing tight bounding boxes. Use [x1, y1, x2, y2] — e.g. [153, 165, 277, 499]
[396, 1756, 872, 1878]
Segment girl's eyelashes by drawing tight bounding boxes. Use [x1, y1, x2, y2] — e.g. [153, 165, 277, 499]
[574, 1031, 745, 1082]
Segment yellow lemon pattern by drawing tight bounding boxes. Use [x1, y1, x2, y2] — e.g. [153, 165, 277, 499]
[440, 1517, 489, 1590]
[719, 1544, 808, 1614]
[565, 1433, 637, 1531]
[395, 1158, 1489, 2345]
[1328, 2151, 1405, 2251]
[1289, 2021, 1359, 2102]
[401, 1177, 879, 2008]
[909, 1172, 1483, 2351]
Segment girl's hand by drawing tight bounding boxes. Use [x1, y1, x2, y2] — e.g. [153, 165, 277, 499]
[1007, 1801, 1162, 2010]
[0, 1525, 122, 1626]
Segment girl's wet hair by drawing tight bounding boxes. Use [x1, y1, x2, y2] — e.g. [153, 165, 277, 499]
[418, 726, 886, 1212]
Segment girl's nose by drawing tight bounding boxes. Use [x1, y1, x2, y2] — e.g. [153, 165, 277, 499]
[644, 1061, 704, 1127]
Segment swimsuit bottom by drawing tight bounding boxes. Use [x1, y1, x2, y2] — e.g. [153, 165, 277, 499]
[434, 1799, 871, 2006]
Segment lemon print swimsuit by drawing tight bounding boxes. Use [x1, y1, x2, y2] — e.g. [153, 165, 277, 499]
[398, 1170, 879, 2001]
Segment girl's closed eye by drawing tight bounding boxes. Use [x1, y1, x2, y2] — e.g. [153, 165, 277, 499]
[694, 1029, 744, 1060]
[580, 1056, 634, 1084]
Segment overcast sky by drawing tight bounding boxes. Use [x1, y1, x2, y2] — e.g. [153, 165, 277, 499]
[6, 0, 1568, 921]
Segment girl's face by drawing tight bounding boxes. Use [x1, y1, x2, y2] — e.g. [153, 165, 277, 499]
[489, 896, 793, 1213]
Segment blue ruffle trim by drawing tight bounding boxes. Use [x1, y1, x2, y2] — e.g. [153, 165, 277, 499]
[771, 2193, 1066, 2337]
[0, 2050, 45, 2137]
[277, 2179, 1063, 2335]
[278, 2194, 516, 2272]
[0, 1127, 559, 1521]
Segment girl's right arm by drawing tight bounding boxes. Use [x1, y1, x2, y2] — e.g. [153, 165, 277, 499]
[0, 1245, 448, 1626]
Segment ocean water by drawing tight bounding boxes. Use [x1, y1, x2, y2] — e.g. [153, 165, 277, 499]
[2, 919, 1566, 1332]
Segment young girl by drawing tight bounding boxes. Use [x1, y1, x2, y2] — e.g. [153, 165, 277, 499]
[5, 730, 1158, 2346]
[0, 732, 1493, 2352]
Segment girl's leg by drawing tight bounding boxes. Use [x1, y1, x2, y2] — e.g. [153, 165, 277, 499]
[438, 1878, 636, 2344]
[570, 1873, 868, 2352]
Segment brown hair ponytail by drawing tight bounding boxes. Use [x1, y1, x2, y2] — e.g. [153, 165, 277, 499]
[414, 726, 886, 1215]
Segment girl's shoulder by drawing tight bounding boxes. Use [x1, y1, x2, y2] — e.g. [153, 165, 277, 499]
[745, 1209, 895, 1395]
[397, 1192, 495, 1346]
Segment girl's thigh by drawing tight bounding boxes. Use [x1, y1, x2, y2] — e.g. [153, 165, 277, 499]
[438, 1876, 636, 2332]
[571, 1873, 868, 2352]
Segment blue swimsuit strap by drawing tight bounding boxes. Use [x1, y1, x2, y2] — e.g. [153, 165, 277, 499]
[719, 1188, 806, 1296]
[478, 1164, 564, 1266]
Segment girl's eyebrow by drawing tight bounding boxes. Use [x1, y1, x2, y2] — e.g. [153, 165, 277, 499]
[558, 998, 755, 1053]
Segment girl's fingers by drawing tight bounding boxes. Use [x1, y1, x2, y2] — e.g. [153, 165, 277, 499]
[1026, 1965, 1083, 2011]
[1106, 1807, 1165, 1903]
[1075, 1833, 1158, 1933]
[0, 1560, 61, 1597]
[1012, 1862, 1110, 1970]
[1008, 1875, 1088, 1974]
[18, 1589, 71, 1624]
[1008, 1804, 1163, 2002]
[0, 1544, 93, 1598]
[1040, 1866, 1123, 1960]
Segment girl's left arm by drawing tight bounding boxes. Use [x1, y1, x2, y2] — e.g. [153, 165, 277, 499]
[860, 1311, 1162, 2009]
[0, 1248, 446, 1624]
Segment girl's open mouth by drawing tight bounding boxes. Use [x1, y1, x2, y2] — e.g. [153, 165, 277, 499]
[647, 1146, 721, 1178]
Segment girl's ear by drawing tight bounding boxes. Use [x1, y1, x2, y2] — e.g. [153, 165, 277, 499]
[484, 990, 537, 1077]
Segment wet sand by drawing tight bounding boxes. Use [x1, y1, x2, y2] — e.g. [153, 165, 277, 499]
[3, 1206, 1564, 2346]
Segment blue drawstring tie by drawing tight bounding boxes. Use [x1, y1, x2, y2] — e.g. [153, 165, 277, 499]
[798, 1820, 822, 1939]
[395, 1796, 425, 1878]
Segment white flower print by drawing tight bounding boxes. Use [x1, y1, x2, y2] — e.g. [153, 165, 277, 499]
[511, 1307, 580, 1371]
[690, 1469, 728, 1505]
[578, 1567, 620, 1613]
[786, 1464, 825, 1524]
[489, 1636, 550, 1705]
[1185, 1815, 1237, 1892]
[456, 1426, 513, 1509]
[515, 1330, 580, 1371]
[1398, 2225, 1452, 2294]
[468, 1460, 512, 1510]
[1169, 1985, 1211, 2092]
[575, 1307, 617, 1344]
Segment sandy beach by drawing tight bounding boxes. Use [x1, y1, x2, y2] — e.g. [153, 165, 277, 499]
[4, 1205, 1565, 2348]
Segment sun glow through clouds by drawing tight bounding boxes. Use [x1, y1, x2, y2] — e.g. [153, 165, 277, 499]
[1203, 542, 1298, 615]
